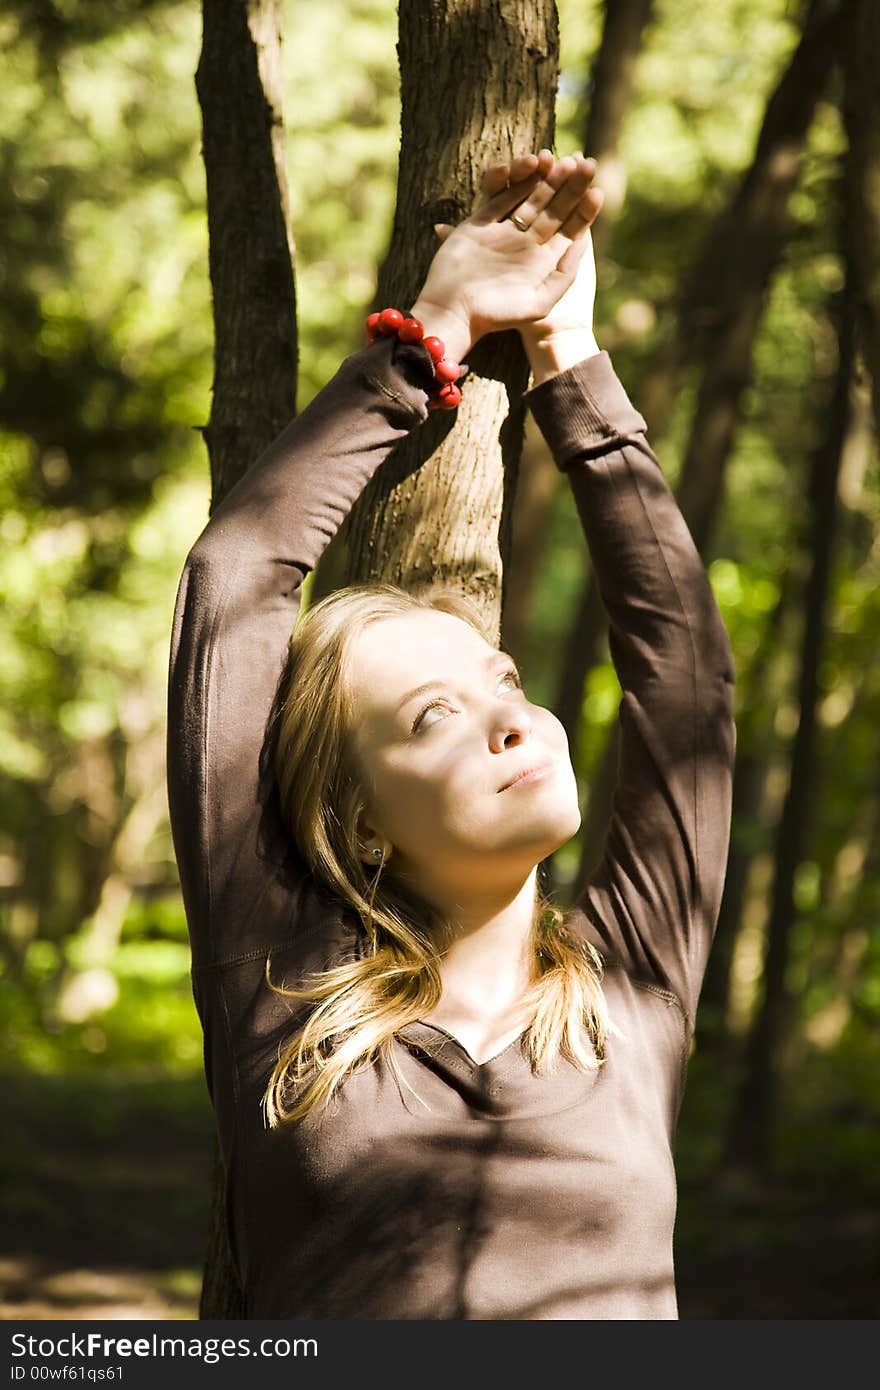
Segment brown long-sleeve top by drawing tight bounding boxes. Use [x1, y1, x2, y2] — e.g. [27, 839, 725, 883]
[167, 332, 736, 1320]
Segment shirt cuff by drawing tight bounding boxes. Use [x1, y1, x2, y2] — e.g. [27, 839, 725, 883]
[347, 332, 443, 421]
[523, 350, 648, 470]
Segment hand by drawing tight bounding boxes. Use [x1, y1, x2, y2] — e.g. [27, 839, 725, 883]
[514, 158, 603, 346]
[410, 150, 604, 357]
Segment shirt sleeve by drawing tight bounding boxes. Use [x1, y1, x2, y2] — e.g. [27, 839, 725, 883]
[523, 350, 737, 1036]
[166, 333, 438, 970]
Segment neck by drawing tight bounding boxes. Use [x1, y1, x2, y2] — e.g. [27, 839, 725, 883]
[432, 867, 540, 1014]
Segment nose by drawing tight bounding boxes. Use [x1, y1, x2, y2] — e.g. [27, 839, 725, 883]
[489, 699, 532, 752]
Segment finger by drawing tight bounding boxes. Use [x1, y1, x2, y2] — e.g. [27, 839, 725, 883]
[501, 154, 582, 237]
[526, 155, 598, 243]
[480, 163, 511, 198]
[548, 211, 596, 278]
[480, 151, 542, 200]
[471, 149, 553, 225]
[555, 185, 604, 242]
[509, 150, 545, 183]
[536, 232, 593, 310]
[553, 226, 592, 282]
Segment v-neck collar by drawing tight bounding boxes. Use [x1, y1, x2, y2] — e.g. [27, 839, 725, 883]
[348, 923, 531, 1074]
[347, 922, 602, 1116]
[400, 1019, 529, 1072]
[395, 1018, 602, 1120]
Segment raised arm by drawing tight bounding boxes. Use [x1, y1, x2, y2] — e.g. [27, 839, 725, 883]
[512, 155, 736, 1033]
[167, 337, 438, 969]
[524, 352, 736, 1036]
[167, 148, 602, 971]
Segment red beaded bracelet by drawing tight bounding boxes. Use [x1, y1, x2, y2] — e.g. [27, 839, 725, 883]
[365, 307, 464, 411]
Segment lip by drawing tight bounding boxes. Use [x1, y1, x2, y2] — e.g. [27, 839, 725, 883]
[498, 758, 554, 792]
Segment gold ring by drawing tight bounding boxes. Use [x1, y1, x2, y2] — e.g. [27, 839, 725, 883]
[508, 212, 529, 232]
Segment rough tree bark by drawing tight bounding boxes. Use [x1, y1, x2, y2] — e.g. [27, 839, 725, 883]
[195, 0, 297, 1319]
[196, 0, 297, 511]
[553, 0, 844, 902]
[346, 0, 559, 642]
[724, 269, 855, 1174]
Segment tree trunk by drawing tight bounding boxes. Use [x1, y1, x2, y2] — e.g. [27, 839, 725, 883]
[724, 273, 855, 1174]
[196, 0, 297, 511]
[501, 426, 562, 661]
[696, 573, 795, 1058]
[308, 516, 350, 605]
[581, 0, 654, 263]
[346, 0, 559, 641]
[636, 0, 845, 433]
[842, 0, 880, 435]
[196, 0, 297, 1319]
[553, 0, 844, 902]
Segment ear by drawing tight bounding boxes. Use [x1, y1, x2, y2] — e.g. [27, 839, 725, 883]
[355, 809, 385, 866]
[359, 841, 389, 869]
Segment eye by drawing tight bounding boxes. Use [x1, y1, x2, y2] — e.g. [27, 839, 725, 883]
[411, 695, 454, 735]
[410, 667, 523, 735]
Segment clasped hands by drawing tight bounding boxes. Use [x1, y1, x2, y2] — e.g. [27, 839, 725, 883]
[410, 149, 604, 368]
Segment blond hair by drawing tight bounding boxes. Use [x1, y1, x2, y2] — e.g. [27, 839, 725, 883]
[262, 581, 611, 1126]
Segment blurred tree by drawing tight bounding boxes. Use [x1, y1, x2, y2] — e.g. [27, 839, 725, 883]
[842, 0, 880, 434]
[0, 5, 212, 1034]
[4, 1, 170, 61]
[556, 0, 845, 901]
[504, 0, 655, 664]
[696, 570, 794, 1057]
[724, 252, 855, 1173]
[196, 0, 297, 506]
[581, 0, 655, 264]
[195, 0, 297, 1320]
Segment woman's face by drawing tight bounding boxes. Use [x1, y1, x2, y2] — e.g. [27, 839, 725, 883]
[346, 609, 582, 905]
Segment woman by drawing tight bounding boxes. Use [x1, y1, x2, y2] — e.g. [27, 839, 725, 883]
[167, 149, 737, 1320]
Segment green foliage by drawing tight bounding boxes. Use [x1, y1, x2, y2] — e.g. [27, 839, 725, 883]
[283, 0, 401, 398]
[0, 0, 878, 1317]
[0, 7, 210, 513]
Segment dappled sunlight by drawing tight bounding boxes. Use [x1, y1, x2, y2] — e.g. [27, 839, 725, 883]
[0, 0, 878, 1322]
[0, 1255, 198, 1321]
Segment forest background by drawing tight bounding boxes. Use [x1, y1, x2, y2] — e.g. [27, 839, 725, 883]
[1, 0, 877, 1318]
